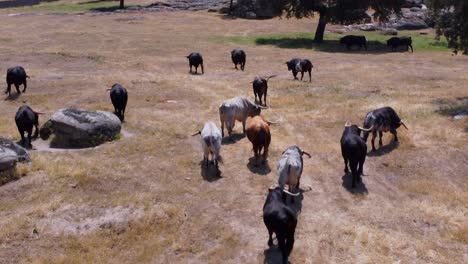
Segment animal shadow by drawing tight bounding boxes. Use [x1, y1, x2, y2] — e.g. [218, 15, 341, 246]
[15, 140, 33, 150]
[199, 161, 222, 182]
[263, 191, 303, 264]
[263, 246, 286, 264]
[221, 133, 245, 145]
[189, 71, 203, 75]
[246, 157, 271, 175]
[367, 141, 399, 157]
[341, 173, 368, 194]
[4, 93, 21, 101]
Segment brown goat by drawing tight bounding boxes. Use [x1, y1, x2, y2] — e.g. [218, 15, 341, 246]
[246, 116, 271, 165]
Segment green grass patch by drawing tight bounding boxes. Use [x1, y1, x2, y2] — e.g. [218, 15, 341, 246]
[227, 30, 449, 53]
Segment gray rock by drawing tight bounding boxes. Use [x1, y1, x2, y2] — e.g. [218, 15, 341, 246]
[0, 138, 30, 162]
[402, 0, 424, 8]
[245, 11, 256, 19]
[396, 20, 428, 30]
[380, 28, 398, 35]
[0, 147, 17, 171]
[453, 111, 468, 120]
[40, 108, 122, 148]
[359, 23, 377, 31]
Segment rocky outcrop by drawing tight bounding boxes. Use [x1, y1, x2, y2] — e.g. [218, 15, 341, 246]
[40, 108, 121, 148]
[145, 0, 231, 12]
[0, 138, 30, 162]
[343, 6, 432, 33]
[0, 147, 17, 172]
[231, 0, 282, 19]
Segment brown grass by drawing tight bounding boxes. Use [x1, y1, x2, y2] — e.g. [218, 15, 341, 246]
[0, 9, 467, 264]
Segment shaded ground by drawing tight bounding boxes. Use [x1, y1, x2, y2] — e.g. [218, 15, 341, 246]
[0, 10, 467, 264]
[0, 0, 58, 9]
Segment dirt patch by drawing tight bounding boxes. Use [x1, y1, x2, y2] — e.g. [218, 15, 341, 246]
[37, 204, 144, 235]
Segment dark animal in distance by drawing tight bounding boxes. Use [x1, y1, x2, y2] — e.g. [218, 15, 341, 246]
[252, 75, 276, 106]
[246, 116, 272, 165]
[362, 107, 408, 151]
[263, 186, 298, 264]
[218, 96, 266, 138]
[187, 52, 204, 74]
[15, 105, 42, 148]
[387, 36, 413, 52]
[5, 66, 29, 96]
[109, 83, 128, 122]
[231, 49, 246, 71]
[340, 122, 371, 188]
[286, 58, 313, 82]
[339, 35, 368, 50]
[278, 145, 311, 203]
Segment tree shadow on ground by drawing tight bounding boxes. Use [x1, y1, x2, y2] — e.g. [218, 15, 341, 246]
[0, 0, 57, 9]
[199, 161, 222, 182]
[341, 172, 368, 194]
[221, 133, 245, 145]
[263, 190, 303, 264]
[367, 141, 399, 157]
[246, 157, 271, 175]
[89, 6, 125, 12]
[79, 0, 114, 4]
[255, 38, 411, 54]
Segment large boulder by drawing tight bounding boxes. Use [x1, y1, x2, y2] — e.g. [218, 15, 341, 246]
[0, 138, 30, 162]
[40, 108, 121, 148]
[0, 147, 17, 171]
[233, 0, 283, 19]
[402, 0, 424, 8]
[395, 20, 429, 30]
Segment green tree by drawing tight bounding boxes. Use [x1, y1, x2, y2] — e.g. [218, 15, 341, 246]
[427, 0, 468, 54]
[274, 0, 404, 43]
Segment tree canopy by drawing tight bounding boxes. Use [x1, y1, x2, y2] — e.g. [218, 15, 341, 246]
[427, 0, 468, 54]
[273, 0, 404, 42]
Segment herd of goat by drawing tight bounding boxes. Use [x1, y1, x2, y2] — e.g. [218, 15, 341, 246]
[4, 34, 412, 264]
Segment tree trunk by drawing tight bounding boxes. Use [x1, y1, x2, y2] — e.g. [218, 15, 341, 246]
[119, 0, 124, 9]
[229, 0, 233, 14]
[314, 12, 327, 43]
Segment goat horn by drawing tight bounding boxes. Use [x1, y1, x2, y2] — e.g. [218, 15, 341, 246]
[191, 131, 201, 136]
[302, 151, 311, 158]
[400, 120, 408, 130]
[35, 112, 46, 115]
[282, 189, 300, 196]
[266, 75, 277, 80]
[344, 121, 352, 127]
[358, 125, 373, 132]
[106, 88, 112, 91]
[258, 105, 268, 109]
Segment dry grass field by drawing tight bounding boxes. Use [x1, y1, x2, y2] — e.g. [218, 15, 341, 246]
[0, 6, 467, 264]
